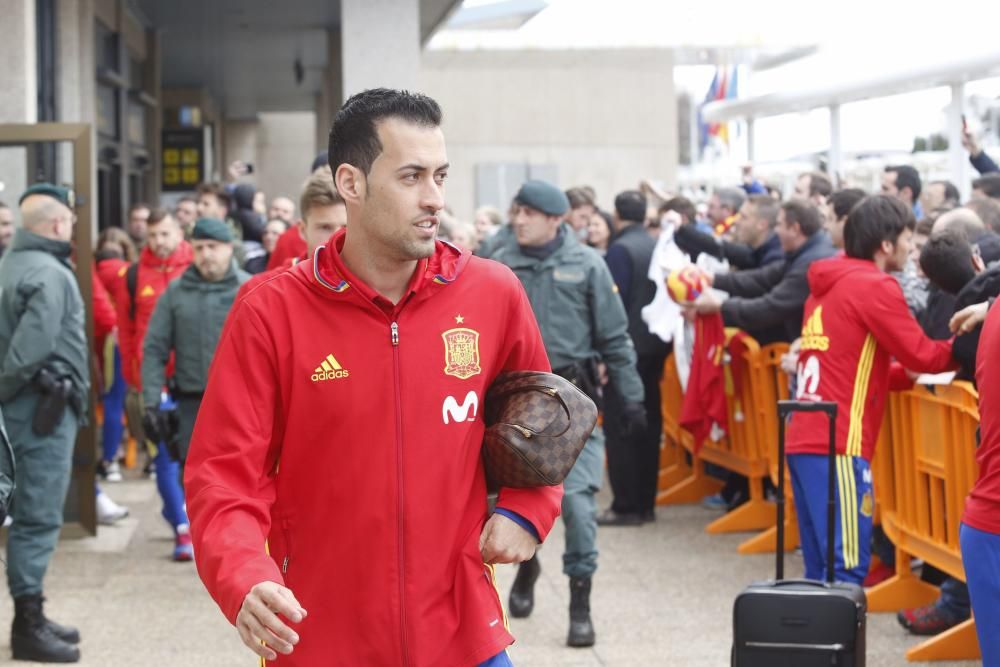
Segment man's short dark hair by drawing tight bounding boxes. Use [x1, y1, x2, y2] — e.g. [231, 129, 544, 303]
[829, 188, 866, 221]
[973, 173, 1000, 199]
[128, 202, 151, 216]
[919, 230, 976, 295]
[715, 187, 746, 213]
[659, 196, 696, 224]
[885, 164, 922, 200]
[747, 194, 779, 229]
[566, 187, 595, 210]
[780, 200, 823, 237]
[844, 194, 915, 260]
[146, 207, 173, 227]
[328, 88, 442, 176]
[804, 172, 833, 199]
[177, 195, 196, 206]
[929, 180, 960, 205]
[614, 190, 646, 224]
[964, 197, 1000, 234]
[196, 182, 231, 213]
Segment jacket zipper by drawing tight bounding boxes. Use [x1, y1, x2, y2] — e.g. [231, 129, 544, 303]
[391, 320, 408, 666]
[281, 518, 292, 575]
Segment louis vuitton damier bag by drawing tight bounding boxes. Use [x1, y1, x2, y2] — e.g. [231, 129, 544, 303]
[482, 371, 598, 489]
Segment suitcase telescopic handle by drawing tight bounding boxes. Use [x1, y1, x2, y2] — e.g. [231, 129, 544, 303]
[776, 400, 838, 584]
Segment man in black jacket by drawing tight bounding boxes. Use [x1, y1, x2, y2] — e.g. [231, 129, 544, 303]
[598, 190, 669, 526]
[691, 200, 835, 344]
[674, 194, 783, 270]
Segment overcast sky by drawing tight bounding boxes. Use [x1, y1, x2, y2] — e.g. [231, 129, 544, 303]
[435, 0, 1000, 161]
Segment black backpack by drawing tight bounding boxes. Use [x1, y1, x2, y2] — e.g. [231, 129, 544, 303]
[125, 263, 139, 320]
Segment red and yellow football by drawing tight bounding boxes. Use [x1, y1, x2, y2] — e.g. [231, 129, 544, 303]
[666, 266, 707, 304]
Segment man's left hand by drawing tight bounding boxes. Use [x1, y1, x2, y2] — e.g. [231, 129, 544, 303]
[693, 290, 722, 315]
[480, 513, 537, 565]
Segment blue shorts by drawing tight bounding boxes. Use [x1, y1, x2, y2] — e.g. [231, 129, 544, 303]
[788, 454, 873, 585]
[961, 522, 1000, 665]
[478, 651, 513, 667]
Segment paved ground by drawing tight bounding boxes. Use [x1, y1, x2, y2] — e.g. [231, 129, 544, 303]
[0, 475, 981, 666]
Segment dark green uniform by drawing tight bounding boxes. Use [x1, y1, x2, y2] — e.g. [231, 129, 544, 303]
[0, 229, 89, 598]
[141, 263, 248, 464]
[492, 224, 642, 578]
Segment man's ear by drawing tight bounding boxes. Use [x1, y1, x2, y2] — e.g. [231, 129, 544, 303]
[335, 164, 365, 204]
[973, 252, 986, 274]
[880, 239, 894, 257]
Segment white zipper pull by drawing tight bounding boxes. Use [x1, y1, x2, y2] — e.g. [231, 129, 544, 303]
[282, 556, 289, 574]
[391, 322, 399, 346]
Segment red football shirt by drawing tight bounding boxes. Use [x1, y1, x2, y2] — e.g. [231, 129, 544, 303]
[964, 303, 1000, 534]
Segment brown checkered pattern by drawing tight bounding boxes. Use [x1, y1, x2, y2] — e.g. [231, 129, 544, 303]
[483, 371, 598, 488]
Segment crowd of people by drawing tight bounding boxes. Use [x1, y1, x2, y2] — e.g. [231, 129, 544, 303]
[0, 87, 998, 664]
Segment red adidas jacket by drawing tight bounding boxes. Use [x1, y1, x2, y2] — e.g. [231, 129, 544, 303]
[964, 302, 1000, 534]
[185, 230, 563, 666]
[787, 257, 954, 461]
[114, 243, 192, 388]
[266, 226, 307, 271]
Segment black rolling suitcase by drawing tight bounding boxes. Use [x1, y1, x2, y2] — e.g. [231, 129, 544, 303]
[732, 400, 867, 666]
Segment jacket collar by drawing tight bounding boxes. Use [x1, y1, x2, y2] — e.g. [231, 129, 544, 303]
[139, 240, 193, 270]
[789, 231, 829, 262]
[10, 228, 72, 261]
[502, 223, 586, 269]
[179, 261, 241, 289]
[310, 228, 470, 311]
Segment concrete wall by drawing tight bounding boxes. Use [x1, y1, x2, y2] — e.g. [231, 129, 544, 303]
[256, 112, 317, 205]
[419, 48, 677, 221]
[221, 112, 317, 214]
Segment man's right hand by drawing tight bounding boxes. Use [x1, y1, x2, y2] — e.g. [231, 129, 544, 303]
[961, 125, 981, 157]
[142, 410, 165, 445]
[236, 581, 308, 661]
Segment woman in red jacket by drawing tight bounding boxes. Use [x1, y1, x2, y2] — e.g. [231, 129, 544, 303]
[93, 228, 137, 482]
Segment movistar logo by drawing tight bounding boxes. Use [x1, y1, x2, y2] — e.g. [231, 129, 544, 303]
[311, 354, 350, 382]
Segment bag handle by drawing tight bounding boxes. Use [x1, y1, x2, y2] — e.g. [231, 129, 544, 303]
[488, 384, 574, 439]
[776, 400, 837, 584]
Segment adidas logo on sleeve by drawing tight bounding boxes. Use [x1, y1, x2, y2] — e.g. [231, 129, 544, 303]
[311, 354, 350, 382]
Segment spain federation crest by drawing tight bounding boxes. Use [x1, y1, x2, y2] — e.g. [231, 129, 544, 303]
[442, 328, 481, 380]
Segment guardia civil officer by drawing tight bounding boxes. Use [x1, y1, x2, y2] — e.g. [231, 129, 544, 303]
[0, 184, 89, 663]
[141, 218, 249, 482]
[492, 180, 646, 647]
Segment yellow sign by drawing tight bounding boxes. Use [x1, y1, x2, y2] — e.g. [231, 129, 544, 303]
[181, 148, 200, 165]
[181, 167, 200, 184]
[442, 328, 481, 380]
[163, 167, 180, 185]
[163, 149, 180, 166]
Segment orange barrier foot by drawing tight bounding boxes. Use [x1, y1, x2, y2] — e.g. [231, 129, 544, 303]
[905, 618, 980, 662]
[705, 498, 776, 535]
[658, 463, 689, 491]
[124, 437, 137, 469]
[737, 517, 800, 554]
[866, 573, 940, 613]
[656, 474, 723, 505]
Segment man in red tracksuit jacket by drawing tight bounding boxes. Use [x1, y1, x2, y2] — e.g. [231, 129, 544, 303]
[787, 195, 955, 585]
[115, 209, 194, 560]
[185, 89, 563, 666]
[961, 299, 1000, 664]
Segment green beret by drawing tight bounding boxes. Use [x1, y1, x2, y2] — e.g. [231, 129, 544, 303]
[19, 183, 75, 209]
[192, 217, 233, 243]
[514, 180, 569, 217]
